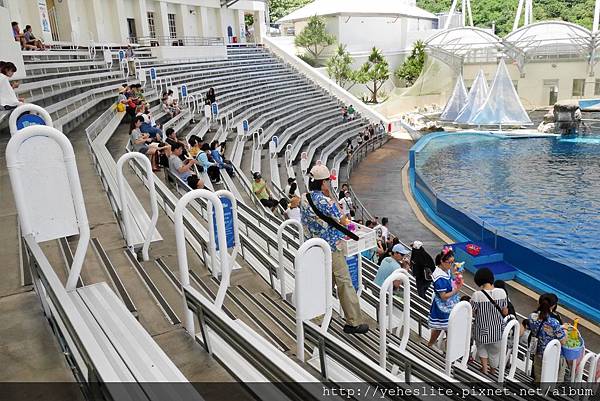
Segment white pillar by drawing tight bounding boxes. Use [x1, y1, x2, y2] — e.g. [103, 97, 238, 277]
[156, 0, 171, 41]
[253, 10, 266, 43]
[177, 4, 189, 39]
[595, 0, 600, 32]
[136, 0, 150, 39]
[87, 0, 103, 42]
[217, 7, 229, 42]
[198, 6, 209, 37]
[235, 9, 245, 43]
[114, 0, 130, 43]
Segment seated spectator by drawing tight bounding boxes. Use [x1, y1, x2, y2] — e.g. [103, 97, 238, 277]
[374, 243, 411, 288]
[117, 85, 135, 121]
[131, 84, 146, 103]
[0, 62, 24, 109]
[252, 172, 279, 211]
[338, 183, 349, 201]
[137, 106, 163, 141]
[12, 22, 35, 50]
[187, 175, 205, 190]
[129, 116, 168, 171]
[168, 143, 198, 186]
[285, 195, 301, 222]
[165, 128, 189, 160]
[206, 87, 216, 105]
[188, 135, 203, 158]
[471, 268, 508, 375]
[197, 143, 221, 183]
[210, 140, 234, 177]
[23, 25, 45, 50]
[339, 191, 355, 219]
[285, 177, 300, 198]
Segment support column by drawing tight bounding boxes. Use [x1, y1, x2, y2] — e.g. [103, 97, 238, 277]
[136, 0, 150, 40]
[114, 0, 130, 43]
[253, 10, 266, 44]
[198, 6, 209, 37]
[156, 0, 171, 42]
[217, 7, 230, 42]
[88, 0, 103, 42]
[177, 4, 189, 39]
[235, 9, 245, 43]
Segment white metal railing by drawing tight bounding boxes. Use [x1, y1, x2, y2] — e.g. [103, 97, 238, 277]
[378, 269, 411, 368]
[134, 36, 224, 47]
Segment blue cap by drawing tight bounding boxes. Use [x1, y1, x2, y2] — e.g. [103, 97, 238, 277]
[392, 244, 411, 255]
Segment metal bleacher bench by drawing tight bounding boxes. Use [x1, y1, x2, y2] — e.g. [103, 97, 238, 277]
[88, 109, 162, 250]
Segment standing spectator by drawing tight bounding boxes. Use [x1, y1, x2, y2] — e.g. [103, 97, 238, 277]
[197, 143, 221, 183]
[252, 173, 279, 210]
[285, 177, 300, 198]
[494, 280, 516, 317]
[206, 87, 216, 105]
[520, 297, 567, 384]
[427, 247, 463, 347]
[538, 293, 563, 324]
[410, 241, 434, 299]
[285, 195, 301, 223]
[300, 164, 368, 334]
[374, 217, 389, 242]
[23, 25, 45, 50]
[471, 268, 508, 375]
[125, 45, 136, 76]
[169, 143, 198, 186]
[374, 243, 411, 288]
[347, 104, 355, 120]
[0, 62, 24, 109]
[341, 106, 348, 122]
[339, 191, 355, 219]
[338, 183, 349, 201]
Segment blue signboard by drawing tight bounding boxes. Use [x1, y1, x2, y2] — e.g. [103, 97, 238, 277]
[242, 119, 249, 132]
[118, 50, 125, 61]
[181, 85, 188, 97]
[346, 255, 359, 291]
[211, 102, 219, 116]
[272, 136, 279, 147]
[150, 68, 156, 80]
[212, 196, 235, 251]
[16, 113, 46, 131]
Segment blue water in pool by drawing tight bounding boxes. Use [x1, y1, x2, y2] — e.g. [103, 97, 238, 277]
[416, 133, 600, 280]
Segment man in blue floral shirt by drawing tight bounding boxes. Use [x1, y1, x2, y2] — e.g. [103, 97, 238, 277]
[300, 165, 368, 334]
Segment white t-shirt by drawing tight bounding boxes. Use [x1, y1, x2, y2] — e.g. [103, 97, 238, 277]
[286, 207, 301, 222]
[0, 74, 19, 107]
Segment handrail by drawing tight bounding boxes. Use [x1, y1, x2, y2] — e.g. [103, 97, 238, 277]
[134, 36, 224, 47]
[378, 268, 411, 368]
[295, 238, 332, 362]
[277, 219, 303, 298]
[7, 125, 90, 292]
[175, 189, 229, 335]
[116, 153, 159, 261]
[497, 319, 520, 382]
[9, 103, 53, 136]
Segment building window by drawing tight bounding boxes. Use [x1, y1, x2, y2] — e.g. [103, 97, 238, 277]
[595, 79, 600, 96]
[147, 12, 156, 39]
[168, 13, 177, 38]
[572, 79, 585, 97]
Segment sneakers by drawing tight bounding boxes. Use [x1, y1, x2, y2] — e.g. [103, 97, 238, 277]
[343, 323, 369, 334]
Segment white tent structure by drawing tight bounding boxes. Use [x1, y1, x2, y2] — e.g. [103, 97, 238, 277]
[454, 70, 488, 124]
[439, 75, 468, 121]
[470, 59, 532, 126]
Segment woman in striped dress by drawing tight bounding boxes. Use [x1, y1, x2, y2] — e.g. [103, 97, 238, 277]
[470, 268, 508, 375]
[427, 247, 463, 347]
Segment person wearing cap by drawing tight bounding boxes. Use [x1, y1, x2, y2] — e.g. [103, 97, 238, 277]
[374, 243, 411, 289]
[252, 172, 279, 210]
[301, 164, 368, 334]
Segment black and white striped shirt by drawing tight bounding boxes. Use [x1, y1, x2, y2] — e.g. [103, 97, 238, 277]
[471, 288, 508, 344]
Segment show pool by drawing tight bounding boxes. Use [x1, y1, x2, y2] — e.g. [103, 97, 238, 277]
[410, 132, 600, 321]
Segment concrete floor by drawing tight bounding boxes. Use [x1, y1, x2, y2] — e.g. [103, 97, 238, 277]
[350, 138, 600, 351]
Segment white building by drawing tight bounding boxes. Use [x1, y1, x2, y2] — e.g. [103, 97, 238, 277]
[3, 0, 266, 45]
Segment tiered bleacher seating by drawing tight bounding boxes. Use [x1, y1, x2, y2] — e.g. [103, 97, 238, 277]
[5, 42, 598, 401]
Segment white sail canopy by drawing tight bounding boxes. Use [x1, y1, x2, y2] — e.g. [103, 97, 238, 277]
[454, 70, 489, 124]
[439, 75, 468, 122]
[470, 59, 532, 126]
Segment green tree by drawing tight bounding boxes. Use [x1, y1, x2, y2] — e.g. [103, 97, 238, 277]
[395, 40, 426, 86]
[269, 0, 314, 22]
[294, 15, 336, 62]
[245, 14, 254, 28]
[355, 47, 390, 104]
[326, 44, 357, 90]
